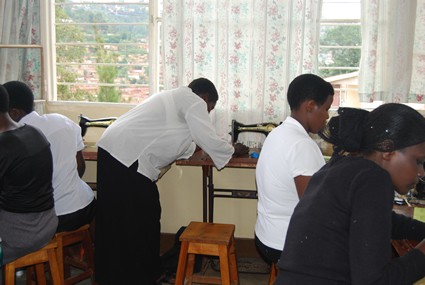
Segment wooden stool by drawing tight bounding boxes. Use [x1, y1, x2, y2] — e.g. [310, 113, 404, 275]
[268, 262, 277, 285]
[4, 239, 62, 285]
[55, 224, 95, 285]
[175, 221, 239, 285]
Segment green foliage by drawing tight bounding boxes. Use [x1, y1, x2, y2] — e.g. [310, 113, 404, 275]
[94, 26, 121, 102]
[318, 25, 361, 78]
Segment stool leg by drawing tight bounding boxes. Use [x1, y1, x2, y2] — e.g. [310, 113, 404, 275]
[218, 245, 231, 285]
[82, 229, 96, 284]
[4, 264, 16, 285]
[26, 267, 36, 285]
[35, 263, 47, 285]
[47, 248, 63, 285]
[175, 241, 189, 285]
[185, 254, 196, 285]
[229, 237, 239, 285]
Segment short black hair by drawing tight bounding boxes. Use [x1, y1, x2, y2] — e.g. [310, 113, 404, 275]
[188, 78, 219, 102]
[0, 84, 10, 113]
[3, 81, 34, 114]
[287, 74, 334, 111]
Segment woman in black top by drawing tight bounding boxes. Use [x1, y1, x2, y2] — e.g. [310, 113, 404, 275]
[275, 104, 425, 285]
[0, 84, 58, 271]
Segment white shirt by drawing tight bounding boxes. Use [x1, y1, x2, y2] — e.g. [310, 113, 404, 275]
[255, 116, 325, 250]
[21, 111, 95, 216]
[97, 86, 235, 181]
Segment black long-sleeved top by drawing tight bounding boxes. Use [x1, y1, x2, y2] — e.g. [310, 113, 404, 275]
[276, 156, 425, 285]
[0, 125, 54, 213]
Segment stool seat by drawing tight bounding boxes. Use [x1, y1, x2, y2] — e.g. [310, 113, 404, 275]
[4, 239, 62, 285]
[55, 224, 95, 285]
[175, 221, 239, 285]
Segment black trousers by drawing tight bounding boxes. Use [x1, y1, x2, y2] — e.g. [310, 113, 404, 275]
[57, 198, 96, 233]
[95, 147, 161, 285]
[254, 234, 282, 264]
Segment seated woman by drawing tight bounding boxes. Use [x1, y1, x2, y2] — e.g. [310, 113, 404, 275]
[0, 84, 57, 274]
[275, 104, 425, 284]
[255, 74, 334, 265]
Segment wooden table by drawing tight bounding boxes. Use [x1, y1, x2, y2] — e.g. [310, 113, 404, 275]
[82, 146, 98, 161]
[176, 150, 258, 223]
[392, 204, 421, 256]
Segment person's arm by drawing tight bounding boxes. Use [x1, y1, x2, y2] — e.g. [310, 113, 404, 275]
[290, 138, 324, 198]
[294, 175, 311, 198]
[392, 211, 425, 240]
[349, 168, 425, 284]
[76, 150, 86, 177]
[185, 101, 234, 169]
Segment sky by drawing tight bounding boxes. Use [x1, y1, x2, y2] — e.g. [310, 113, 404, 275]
[322, 0, 361, 20]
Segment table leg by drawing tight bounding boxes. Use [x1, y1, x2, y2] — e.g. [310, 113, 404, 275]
[208, 167, 214, 223]
[202, 166, 209, 223]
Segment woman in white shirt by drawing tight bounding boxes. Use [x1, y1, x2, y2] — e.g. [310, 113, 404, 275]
[95, 78, 247, 285]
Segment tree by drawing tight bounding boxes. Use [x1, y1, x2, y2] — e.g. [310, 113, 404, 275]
[94, 27, 121, 102]
[55, 1, 89, 101]
[318, 25, 361, 78]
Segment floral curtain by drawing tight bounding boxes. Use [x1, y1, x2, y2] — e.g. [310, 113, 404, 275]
[359, 0, 425, 104]
[0, 0, 42, 99]
[162, 0, 322, 143]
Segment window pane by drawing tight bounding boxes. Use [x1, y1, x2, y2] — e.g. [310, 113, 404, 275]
[319, 0, 361, 77]
[54, 0, 157, 103]
[320, 0, 361, 107]
[319, 24, 361, 78]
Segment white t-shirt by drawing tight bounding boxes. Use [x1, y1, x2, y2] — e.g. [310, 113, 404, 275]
[21, 111, 94, 216]
[255, 116, 325, 250]
[97, 86, 235, 181]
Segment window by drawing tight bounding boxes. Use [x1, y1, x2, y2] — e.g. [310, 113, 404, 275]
[49, 0, 162, 103]
[319, 0, 361, 107]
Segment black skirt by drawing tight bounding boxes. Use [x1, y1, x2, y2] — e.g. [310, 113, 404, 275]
[95, 147, 161, 285]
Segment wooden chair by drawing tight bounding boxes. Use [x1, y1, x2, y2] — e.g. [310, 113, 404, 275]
[268, 262, 277, 285]
[55, 224, 95, 285]
[4, 239, 62, 285]
[175, 221, 239, 285]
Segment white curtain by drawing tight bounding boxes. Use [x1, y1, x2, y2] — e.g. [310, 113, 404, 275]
[162, 0, 322, 143]
[0, 0, 42, 99]
[359, 0, 425, 104]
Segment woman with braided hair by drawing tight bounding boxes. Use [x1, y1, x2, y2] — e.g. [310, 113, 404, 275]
[275, 103, 425, 284]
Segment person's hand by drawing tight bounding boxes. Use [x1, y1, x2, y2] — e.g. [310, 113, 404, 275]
[233, 143, 249, 157]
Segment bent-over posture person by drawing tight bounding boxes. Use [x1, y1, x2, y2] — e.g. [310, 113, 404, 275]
[0, 84, 58, 285]
[4, 81, 96, 233]
[95, 77, 248, 284]
[275, 104, 425, 284]
[255, 73, 334, 265]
